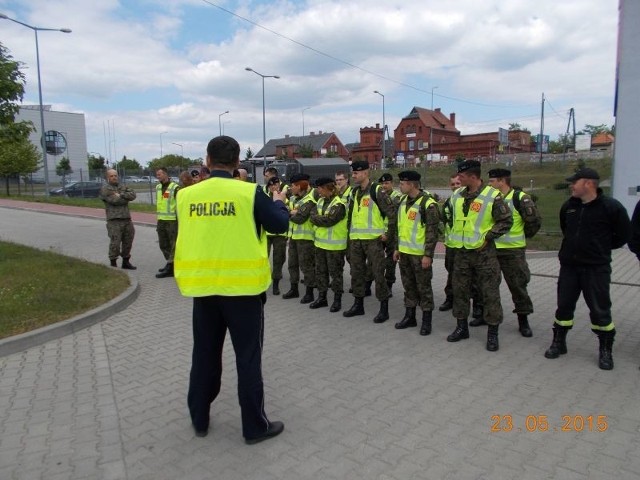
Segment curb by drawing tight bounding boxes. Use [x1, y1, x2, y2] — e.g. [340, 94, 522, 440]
[0, 279, 141, 358]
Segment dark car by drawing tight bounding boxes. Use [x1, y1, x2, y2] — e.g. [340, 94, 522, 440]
[50, 181, 102, 198]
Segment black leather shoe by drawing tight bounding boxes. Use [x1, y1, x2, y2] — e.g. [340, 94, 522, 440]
[156, 263, 174, 278]
[245, 421, 284, 445]
[438, 298, 453, 311]
[158, 263, 169, 273]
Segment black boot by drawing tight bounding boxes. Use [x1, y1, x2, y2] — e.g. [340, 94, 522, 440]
[309, 291, 328, 309]
[447, 318, 469, 342]
[517, 314, 533, 337]
[329, 293, 342, 313]
[282, 283, 299, 299]
[155, 262, 174, 278]
[365, 281, 373, 297]
[486, 324, 499, 352]
[420, 310, 432, 336]
[597, 330, 615, 370]
[272, 279, 280, 295]
[121, 257, 137, 270]
[438, 297, 453, 312]
[469, 304, 486, 327]
[300, 286, 315, 304]
[395, 307, 417, 329]
[373, 299, 389, 324]
[343, 297, 365, 317]
[158, 263, 169, 273]
[110, 259, 117, 268]
[544, 326, 569, 359]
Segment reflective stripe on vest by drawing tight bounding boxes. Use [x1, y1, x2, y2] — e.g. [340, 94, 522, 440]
[314, 195, 348, 250]
[291, 190, 317, 241]
[156, 182, 179, 220]
[397, 194, 436, 255]
[174, 178, 270, 296]
[349, 185, 386, 239]
[494, 189, 526, 248]
[448, 185, 499, 249]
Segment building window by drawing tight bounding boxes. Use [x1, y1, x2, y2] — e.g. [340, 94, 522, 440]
[418, 140, 424, 150]
[409, 140, 415, 150]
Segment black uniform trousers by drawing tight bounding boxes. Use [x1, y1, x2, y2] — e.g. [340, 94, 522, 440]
[188, 295, 270, 439]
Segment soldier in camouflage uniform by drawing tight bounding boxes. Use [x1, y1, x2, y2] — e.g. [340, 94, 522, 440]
[264, 176, 288, 295]
[393, 171, 441, 335]
[283, 173, 318, 303]
[99, 169, 137, 269]
[343, 160, 397, 323]
[379, 173, 402, 295]
[443, 160, 513, 352]
[486, 168, 542, 337]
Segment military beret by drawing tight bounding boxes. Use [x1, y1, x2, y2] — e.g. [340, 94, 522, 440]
[457, 160, 481, 173]
[266, 176, 281, 186]
[378, 173, 393, 182]
[289, 173, 310, 184]
[351, 160, 370, 171]
[565, 168, 600, 182]
[398, 170, 421, 182]
[190, 169, 200, 177]
[315, 177, 335, 187]
[488, 168, 511, 179]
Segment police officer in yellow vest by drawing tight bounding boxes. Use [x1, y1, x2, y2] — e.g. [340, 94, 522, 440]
[443, 160, 513, 352]
[155, 167, 180, 278]
[174, 135, 289, 444]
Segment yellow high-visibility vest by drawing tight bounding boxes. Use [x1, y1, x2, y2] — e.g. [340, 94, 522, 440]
[448, 185, 499, 249]
[314, 195, 348, 251]
[495, 189, 526, 249]
[397, 193, 436, 255]
[174, 177, 270, 297]
[156, 181, 179, 220]
[442, 197, 455, 248]
[349, 184, 386, 240]
[291, 190, 317, 241]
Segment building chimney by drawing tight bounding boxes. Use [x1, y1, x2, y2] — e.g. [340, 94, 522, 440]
[310, 131, 315, 136]
[450, 113, 456, 127]
[435, 108, 441, 113]
[376, 123, 380, 129]
[319, 130, 323, 135]
[285, 134, 289, 138]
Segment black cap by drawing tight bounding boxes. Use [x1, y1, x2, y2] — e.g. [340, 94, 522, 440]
[378, 173, 393, 182]
[190, 169, 200, 177]
[565, 168, 600, 182]
[315, 177, 335, 187]
[457, 160, 481, 173]
[351, 160, 370, 171]
[488, 168, 511, 179]
[290, 173, 310, 184]
[398, 170, 421, 182]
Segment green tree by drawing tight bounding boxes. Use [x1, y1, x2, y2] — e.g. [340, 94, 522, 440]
[55, 156, 73, 182]
[87, 153, 106, 172]
[114, 155, 142, 174]
[508, 123, 531, 133]
[579, 124, 613, 136]
[147, 154, 189, 172]
[245, 147, 254, 161]
[0, 43, 25, 126]
[0, 134, 39, 195]
[298, 143, 314, 157]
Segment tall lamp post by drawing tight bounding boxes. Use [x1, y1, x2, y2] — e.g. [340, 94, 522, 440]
[302, 107, 311, 137]
[1, 13, 71, 197]
[172, 142, 184, 170]
[218, 110, 229, 136]
[245, 67, 280, 170]
[430, 86, 438, 161]
[160, 131, 168, 159]
[373, 90, 386, 164]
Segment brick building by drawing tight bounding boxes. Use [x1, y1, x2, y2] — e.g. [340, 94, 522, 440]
[255, 131, 349, 160]
[347, 123, 395, 166]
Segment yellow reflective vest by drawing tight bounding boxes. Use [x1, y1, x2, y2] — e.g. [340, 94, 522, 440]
[495, 189, 526, 249]
[397, 193, 437, 255]
[448, 185, 500, 249]
[156, 181, 179, 220]
[174, 178, 270, 297]
[314, 195, 348, 251]
[349, 184, 386, 240]
[290, 189, 317, 241]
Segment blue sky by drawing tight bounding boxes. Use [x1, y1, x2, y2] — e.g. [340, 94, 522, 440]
[0, 0, 619, 165]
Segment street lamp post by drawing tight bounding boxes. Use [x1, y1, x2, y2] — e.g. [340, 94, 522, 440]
[1, 13, 71, 197]
[430, 86, 438, 161]
[245, 67, 280, 171]
[373, 90, 386, 164]
[302, 107, 311, 137]
[218, 110, 229, 136]
[172, 142, 184, 171]
[160, 131, 168, 159]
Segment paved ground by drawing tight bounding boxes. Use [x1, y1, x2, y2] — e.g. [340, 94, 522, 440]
[1, 199, 640, 480]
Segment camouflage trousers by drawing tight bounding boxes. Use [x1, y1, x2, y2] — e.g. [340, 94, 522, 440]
[106, 219, 135, 260]
[398, 253, 434, 311]
[288, 239, 316, 287]
[349, 238, 390, 301]
[496, 248, 533, 315]
[156, 220, 178, 262]
[452, 244, 503, 325]
[444, 246, 482, 306]
[384, 241, 397, 285]
[314, 247, 345, 294]
[267, 235, 287, 280]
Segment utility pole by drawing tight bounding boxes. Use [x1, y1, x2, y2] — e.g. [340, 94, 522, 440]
[562, 108, 576, 162]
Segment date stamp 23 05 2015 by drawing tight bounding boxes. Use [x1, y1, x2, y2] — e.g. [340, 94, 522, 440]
[491, 414, 608, 433]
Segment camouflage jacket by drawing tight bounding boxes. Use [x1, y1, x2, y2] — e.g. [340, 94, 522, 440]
[100, 183, 137, 220]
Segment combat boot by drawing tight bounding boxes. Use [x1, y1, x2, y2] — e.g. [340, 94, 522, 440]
[121, 257, 137, 270]
[329, 293, 342, 313]
[597, 330, 615, 370]
[373, 299, 389, 324]
[395, 307, 417, 329]
[300, 286, 315, 304]
[155, 262, 174, 278]
[282, 283, 299, 299]
[309, 291, 328, 309]
[486, 324, 499, 352]
[364, 281, 373, 297]
[420, 310, 432, 336]
[158, 263, 169, 273]
[438, 297, 453, 312]
[110, 259, 117, 268]
[469, 304, 486, 326]
[447, 318, 469, 342]
[544, 326, 569, 359]
[517, 314, 533, 337]
[272, 279, 280, 295]
[343, 297, 365, 317]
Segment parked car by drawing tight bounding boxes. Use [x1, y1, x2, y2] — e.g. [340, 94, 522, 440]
[139, 176, 159, 184]
[124, 176, 142, 184]
[49, 181, 102, 198]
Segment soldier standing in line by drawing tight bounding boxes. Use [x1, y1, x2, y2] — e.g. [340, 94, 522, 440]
[379, 173, 403, 296]
[264, 175, 288, 295]
[443, 160, 512, 351]
[309, 177, 348, 312]
[439, 173, 461, 311]
[283, 173, 318, 303]
[393, 171, 441, 335]
[155, 167, 180, 278]
[343, 160, 397, 323]
[99, 169, 137, 270]
[486, 168, 542, 337]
